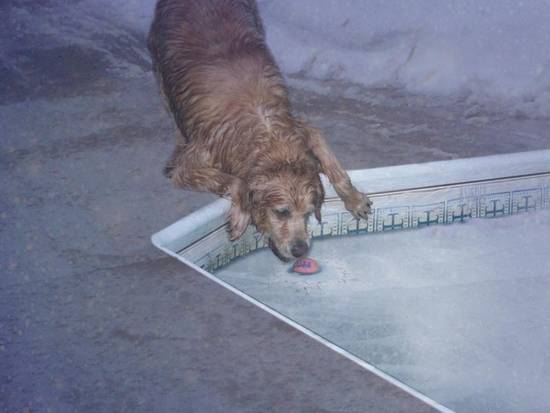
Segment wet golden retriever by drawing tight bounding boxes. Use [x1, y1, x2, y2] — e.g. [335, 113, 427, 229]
[148, 0, 372, 261]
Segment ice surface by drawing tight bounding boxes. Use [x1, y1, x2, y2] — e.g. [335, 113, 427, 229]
[216, 210, 550, 412]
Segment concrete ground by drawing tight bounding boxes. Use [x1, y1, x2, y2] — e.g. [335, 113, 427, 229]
[1, 1, 550, 412]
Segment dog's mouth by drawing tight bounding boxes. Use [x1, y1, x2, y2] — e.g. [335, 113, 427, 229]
[268, 238, 291, 262]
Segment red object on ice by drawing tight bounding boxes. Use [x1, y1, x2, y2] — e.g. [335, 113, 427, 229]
[292, 257, 320, 275]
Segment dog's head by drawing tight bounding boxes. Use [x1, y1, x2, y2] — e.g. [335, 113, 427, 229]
[248, 162, 324, 262]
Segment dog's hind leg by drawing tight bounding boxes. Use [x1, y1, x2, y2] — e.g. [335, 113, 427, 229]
[302, 123, 372, 220]
[168, 145, 251, 239]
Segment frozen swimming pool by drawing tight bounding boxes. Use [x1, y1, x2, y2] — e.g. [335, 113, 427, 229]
[153, 150, 550, 412]
[216, 210, 550, 412]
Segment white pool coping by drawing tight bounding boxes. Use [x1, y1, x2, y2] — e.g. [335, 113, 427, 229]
[152, 150, 550, 412]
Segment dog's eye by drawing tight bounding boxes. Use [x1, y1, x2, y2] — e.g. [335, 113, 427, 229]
[274, 207, 291, 219]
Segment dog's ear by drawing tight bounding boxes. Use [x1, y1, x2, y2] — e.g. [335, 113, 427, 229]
[227, 181, 252, 240]
[246, 178, 270, 233]
[228, 202, 251, 240]
[314, 179, 325, 223]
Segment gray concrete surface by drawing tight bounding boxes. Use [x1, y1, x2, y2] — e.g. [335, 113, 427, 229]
[1, 1, 550, 412]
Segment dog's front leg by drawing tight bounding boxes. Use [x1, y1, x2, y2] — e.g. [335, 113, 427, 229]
[303, 124, 372, 220]
[166, 150, 251, 239]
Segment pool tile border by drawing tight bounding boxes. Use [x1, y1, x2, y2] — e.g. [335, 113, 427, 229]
[190, 173, 550, 273]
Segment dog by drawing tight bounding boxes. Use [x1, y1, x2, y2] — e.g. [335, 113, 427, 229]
[148, 0, 372, 261]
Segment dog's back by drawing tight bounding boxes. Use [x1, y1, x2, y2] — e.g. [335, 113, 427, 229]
[148, 0, 289, 156]
[148, 0, 265, 62]
[148, 0, 372, 256]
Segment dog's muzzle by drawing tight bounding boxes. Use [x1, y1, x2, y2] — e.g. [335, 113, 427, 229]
[290, 239, 308, 258]
[268, 238, 291, 262]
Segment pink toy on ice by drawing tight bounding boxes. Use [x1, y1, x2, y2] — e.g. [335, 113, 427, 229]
[292, 257, 320, 275]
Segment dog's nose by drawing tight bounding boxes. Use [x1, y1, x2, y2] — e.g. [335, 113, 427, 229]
[291, 240, 309, 258]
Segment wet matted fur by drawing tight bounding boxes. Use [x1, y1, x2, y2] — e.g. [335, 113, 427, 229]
[148, 0, 372, 261]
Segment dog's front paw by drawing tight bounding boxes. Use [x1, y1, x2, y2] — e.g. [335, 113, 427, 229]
[344, 191, 373, 220]
[228, 203, 251, 241]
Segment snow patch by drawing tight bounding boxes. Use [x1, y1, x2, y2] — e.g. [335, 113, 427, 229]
[74, 0, 550, 117]
[257, 0, 550, 116]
